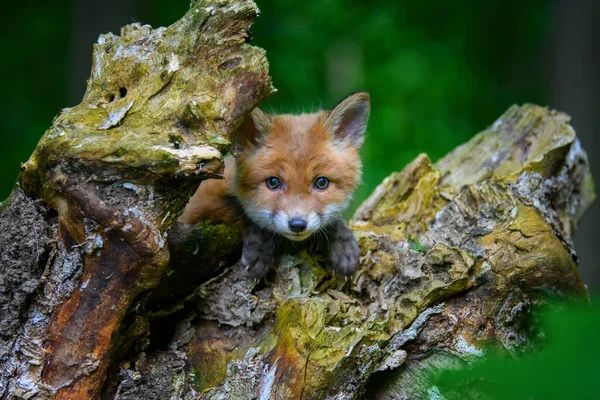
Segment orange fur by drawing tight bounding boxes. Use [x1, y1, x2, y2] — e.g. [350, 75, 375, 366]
[178, 157, 238, 226]
[178, 92, 369, 238]
[235, 112, 361, 219]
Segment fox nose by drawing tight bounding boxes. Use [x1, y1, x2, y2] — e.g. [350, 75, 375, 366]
[288, 217, 307, 233]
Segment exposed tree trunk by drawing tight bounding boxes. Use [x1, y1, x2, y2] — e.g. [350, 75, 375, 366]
[0, 1, 595, 400]
[0, 1, 272, 398]
[138, 104, 592, 400]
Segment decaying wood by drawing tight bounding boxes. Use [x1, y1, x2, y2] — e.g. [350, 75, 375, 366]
[0, 0, 596, 399]
[127, 104, 591, 400]
[0, 0, 273, 398]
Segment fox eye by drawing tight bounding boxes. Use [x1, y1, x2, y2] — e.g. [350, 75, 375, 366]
[266, 176, 282, 190]
[314, 176, 330, 190]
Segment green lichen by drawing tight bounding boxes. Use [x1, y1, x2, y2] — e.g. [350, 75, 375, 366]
[409, 238, 428, 253]
[181, 104, 594, 399]
[435, 104, 576, 188]
[20, 0, 275, 197]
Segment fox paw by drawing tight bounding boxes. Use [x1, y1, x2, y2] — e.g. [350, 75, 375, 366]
[328, 234, 360, 276]
[241, 230, 274, 279]
[241, 251, 273, 279]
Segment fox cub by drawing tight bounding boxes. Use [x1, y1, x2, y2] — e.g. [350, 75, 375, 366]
[178, 92, 370, 278]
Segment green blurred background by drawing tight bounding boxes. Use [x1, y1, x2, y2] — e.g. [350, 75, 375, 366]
[1, 0, 598, 292]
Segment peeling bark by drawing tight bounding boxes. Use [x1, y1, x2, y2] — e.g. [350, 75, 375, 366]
[0, 1, 595, 400]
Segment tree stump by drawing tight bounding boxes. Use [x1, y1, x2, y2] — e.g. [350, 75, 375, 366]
[0, 0, 595, 399]
[138, 104, 592, 400]
[0, 1, 272, 398]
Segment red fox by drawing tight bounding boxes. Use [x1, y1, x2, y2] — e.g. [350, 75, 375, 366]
[178, 92, 370, 278]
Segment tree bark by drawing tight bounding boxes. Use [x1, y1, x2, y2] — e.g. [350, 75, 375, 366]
[0, 1, 272, 398]
[0, 1, 595, 400]
[138, 104, 592, 400]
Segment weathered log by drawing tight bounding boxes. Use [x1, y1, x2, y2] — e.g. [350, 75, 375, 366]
[109, 105, 595, 400]
[0, 0, 596, 399]
[0, 0, 273, 398]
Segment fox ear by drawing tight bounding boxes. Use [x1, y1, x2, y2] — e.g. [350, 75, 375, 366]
[324, 92, 370, 148]
[232, 108, 272, 156]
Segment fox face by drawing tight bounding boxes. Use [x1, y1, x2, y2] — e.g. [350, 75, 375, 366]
[233, 92, 370, 241]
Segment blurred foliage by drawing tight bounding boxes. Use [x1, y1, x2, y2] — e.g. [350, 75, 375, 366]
[0, 1, 70, 198]
[1, 0, 551, 207]
[251, 0, 551, 206]
[427, 297, 600, 399]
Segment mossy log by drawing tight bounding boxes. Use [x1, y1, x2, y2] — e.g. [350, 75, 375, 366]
[0, 1, 272, 399]
[123, 104, 592, 400]
[0, 1, 596, 400]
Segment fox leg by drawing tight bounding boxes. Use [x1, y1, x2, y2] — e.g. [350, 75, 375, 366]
[241, 224, 275, 279]
[326, 219, 360, 276]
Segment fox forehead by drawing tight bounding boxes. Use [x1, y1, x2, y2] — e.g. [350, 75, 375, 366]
[237, 112, 362, 195]
[270, 113, 328, 151]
